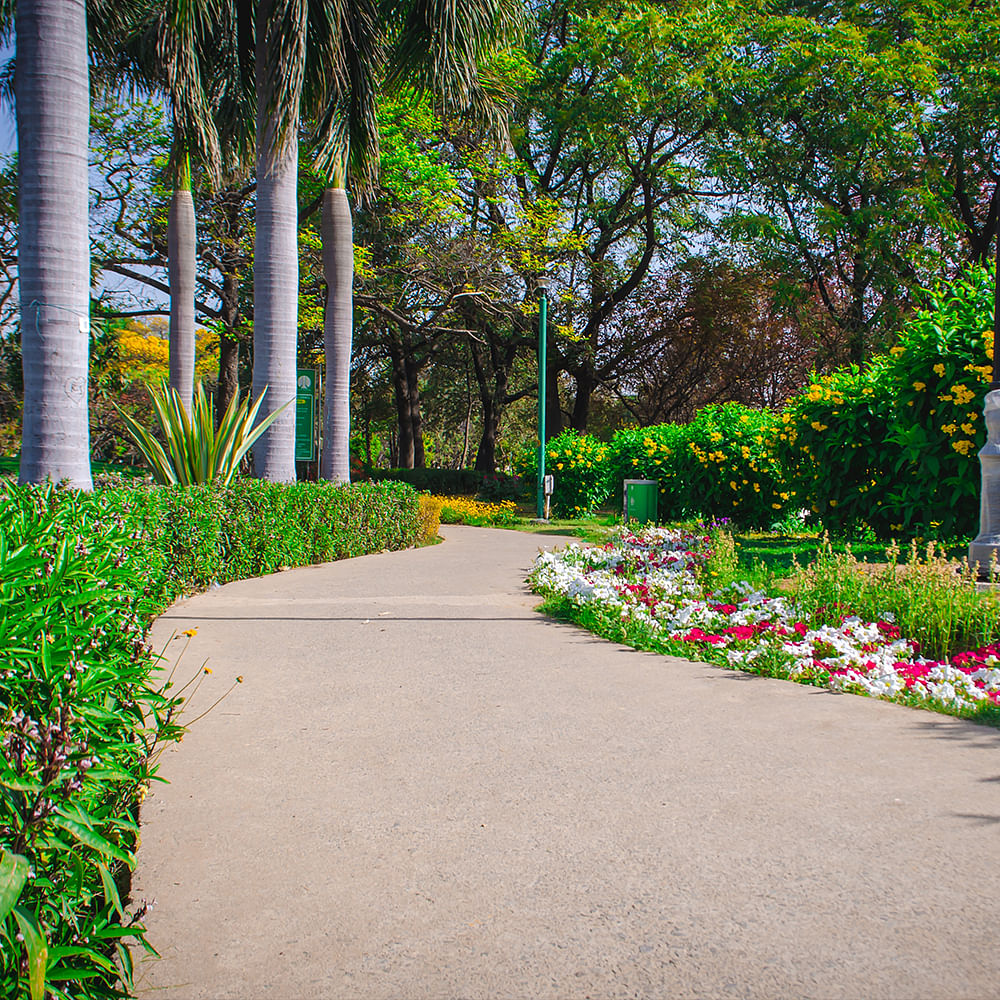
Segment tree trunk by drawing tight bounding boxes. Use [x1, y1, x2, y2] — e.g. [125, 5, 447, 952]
[251, 0, 303, 483]
[546, 362, 562, 438]
[168, 176, 196, 411]
[474, 394, 498, 473]
[570, 365, 594, 431]
[320, 186, 353, 483]
[17, 0, 92, 489]
[407, 359, 425, 468]
[216, 268, 240, 419]
[392, 370, 414, 469]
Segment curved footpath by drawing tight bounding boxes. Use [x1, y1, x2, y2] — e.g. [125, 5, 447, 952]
[133, 525, 1000, 1000]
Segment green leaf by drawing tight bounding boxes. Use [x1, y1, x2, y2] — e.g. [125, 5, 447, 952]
[0, 851, 28, 923]
[53, 815, 132, 867]
[13, 906, 48, 1000]
[97, 863, 125, 920]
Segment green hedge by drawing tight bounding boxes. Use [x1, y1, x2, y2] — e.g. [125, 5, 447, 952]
[366, 466, 526, 501]
[1, 478, 420, 999]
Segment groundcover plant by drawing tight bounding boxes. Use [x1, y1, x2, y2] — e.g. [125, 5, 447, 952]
[530, 526, 1000, 718]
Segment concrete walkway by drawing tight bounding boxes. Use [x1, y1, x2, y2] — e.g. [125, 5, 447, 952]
[133, 525, 1000, 1000]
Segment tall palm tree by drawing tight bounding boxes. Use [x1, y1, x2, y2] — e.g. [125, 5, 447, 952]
[248, 0, 520, 484]
[317, 0, 521, 484]
[251, 0, 307, 482]
[111, 0, 251, 414]
[16, 0, 93, 488]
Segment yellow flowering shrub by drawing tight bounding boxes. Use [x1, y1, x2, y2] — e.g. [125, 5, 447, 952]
[782, 266, 993, 537]
[433, 495, 518, 526]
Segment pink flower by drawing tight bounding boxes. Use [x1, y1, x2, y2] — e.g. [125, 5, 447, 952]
[683, 628, 726, 645]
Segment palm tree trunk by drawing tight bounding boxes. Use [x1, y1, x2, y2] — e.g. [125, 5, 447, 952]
[251, 0, 303, 483]
[16, 0, 93, 489]
[168, 156, 196, 412]
[320, 186, 353, 483]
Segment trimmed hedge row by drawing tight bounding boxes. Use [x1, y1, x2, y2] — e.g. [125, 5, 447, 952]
[1, 478, 420, 999]
[518, 267, 993, 537]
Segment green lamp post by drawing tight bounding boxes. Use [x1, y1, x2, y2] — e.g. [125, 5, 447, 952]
[536, 275, 551, 520]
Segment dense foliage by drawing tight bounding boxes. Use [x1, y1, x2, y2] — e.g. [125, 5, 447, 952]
[0, 479, 420, 999]
[522, 268, 994, 538]
[785, 269, 994, 537]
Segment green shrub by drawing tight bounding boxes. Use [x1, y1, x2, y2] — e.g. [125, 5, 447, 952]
[367, 467, 483, 495]
[609, 404, 792, 528]
[522, 430, 612, 516]
[0, 478, 420, 999]
[784, 267, 993, 538]
[0, 483, 181, 999]
[118, 381, 286, 486]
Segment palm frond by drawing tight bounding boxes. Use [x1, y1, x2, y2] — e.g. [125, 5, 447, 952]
[257, 0, 308, 158]
[384, 0, 525, 107]
[307, 0, 383, 189]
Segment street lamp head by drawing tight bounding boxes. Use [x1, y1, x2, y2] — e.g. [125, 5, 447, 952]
[536, 275, 552, 293]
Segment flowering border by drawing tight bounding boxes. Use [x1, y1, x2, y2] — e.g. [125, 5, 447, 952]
[529, 526, 1000, 718]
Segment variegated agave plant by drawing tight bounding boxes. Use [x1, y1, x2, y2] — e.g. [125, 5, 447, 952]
[118, 382, 289, 486]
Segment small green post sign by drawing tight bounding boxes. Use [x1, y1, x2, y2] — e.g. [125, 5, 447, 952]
[295, 369, 318, 462]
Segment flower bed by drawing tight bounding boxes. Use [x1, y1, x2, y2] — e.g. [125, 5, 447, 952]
[434, 495, 518, 527]
[530, 526, 1000, 719]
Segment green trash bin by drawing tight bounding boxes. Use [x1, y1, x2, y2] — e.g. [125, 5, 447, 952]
[623, 479, 658, 524]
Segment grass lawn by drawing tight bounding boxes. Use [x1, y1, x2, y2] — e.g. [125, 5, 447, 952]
[505, 506, 973, 581]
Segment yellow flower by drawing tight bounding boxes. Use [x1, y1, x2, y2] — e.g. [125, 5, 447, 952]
[961, 423, 975, 435]
[556, 462, 563, 469]
[941, 423, 958, 435]
[912, 381, 925, 391]
[829, 499, 838, 507]
[632, 458, 639, 466]
[729, 481, 737, 490]
[810, 421, 828, 432]
[772, 503, 781, 509]
[933, 363, 946, 377]
[952, 440, 975, 455]
[182, 628, 198, 637]
[710, 431, 723, 442]
[890, 346, 905, 356]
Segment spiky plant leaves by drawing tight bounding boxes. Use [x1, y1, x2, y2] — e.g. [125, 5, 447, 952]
[118, 381, 291, 485]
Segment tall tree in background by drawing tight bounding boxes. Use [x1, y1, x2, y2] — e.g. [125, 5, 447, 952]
[15, 0, 93, 487]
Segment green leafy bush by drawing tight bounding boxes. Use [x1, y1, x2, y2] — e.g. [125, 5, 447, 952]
[526, 430, 613, 516]
[0, 483, 181, 999]
[608, 403, 792, 528]
[367, 467, 483, 495]
[118, 381, 287, 486]
[784, 267, 993, 537]
[0, 478, 420, 999]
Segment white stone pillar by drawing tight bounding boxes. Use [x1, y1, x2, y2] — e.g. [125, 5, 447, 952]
[968, 389, 1000, 575]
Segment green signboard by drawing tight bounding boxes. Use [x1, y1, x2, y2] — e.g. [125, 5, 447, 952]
[295, 368, 318, 461]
